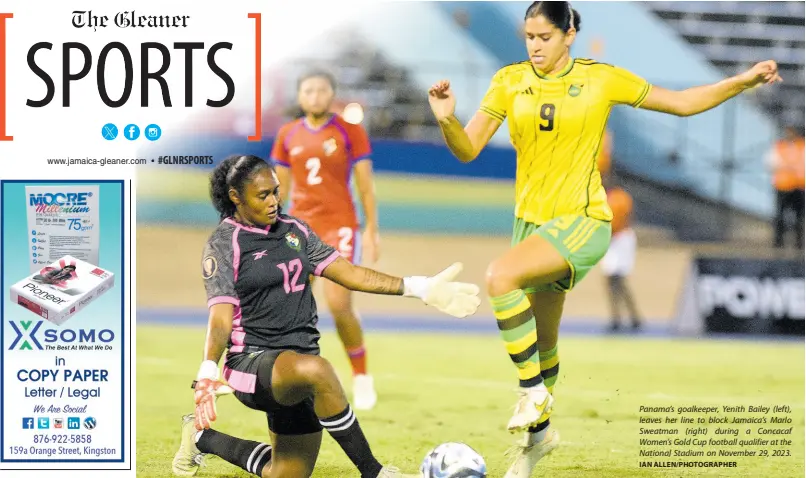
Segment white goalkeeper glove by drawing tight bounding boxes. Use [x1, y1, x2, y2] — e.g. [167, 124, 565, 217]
[192, 360, 233, 431]
[403, 262, 481, 318]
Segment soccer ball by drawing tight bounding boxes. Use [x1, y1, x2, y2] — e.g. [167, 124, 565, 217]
[419, 442, 487, 478]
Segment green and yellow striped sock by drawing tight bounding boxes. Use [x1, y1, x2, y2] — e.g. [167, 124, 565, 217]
[531, 345, 559, 433]
[490, 290, 542, 388]
[539, 345, 559, 395]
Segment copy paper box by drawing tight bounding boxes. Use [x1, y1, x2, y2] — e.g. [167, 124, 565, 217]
[26, 185, 100, 273]
[9, 255, 115, 326]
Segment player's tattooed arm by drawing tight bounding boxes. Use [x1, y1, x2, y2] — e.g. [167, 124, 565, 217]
[357, 267, 404, 294]
[322, 257, 404, 295]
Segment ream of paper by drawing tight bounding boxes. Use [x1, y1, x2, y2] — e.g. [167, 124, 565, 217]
[25, 186, 100, 274]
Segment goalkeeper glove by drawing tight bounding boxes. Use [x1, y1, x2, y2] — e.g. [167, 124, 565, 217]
[403, 262, 481, 318]
[192, 360, 233, 431]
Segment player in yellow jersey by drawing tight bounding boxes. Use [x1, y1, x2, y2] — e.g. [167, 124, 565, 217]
[427, 2, 781, 476]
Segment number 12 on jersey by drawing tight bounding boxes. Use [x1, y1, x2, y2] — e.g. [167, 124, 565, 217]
[277, 259, 305, 293]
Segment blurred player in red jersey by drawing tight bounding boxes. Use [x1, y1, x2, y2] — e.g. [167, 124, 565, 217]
[601, 183, 641, 332]
[270, 70, 380, 410]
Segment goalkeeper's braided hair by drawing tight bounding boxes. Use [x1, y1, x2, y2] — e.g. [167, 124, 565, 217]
[210, 154, 274, 221]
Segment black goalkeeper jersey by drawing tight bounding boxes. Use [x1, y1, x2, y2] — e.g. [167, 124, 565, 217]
[202, 214, 340, 354]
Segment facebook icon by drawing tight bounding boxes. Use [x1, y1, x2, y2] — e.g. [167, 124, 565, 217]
[22, 417, 34, 429]
[124, 124, 140, 140]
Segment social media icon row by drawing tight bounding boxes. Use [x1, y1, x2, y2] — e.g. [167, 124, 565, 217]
[23, 416, 94, 430]
[102, 123, 161, 141]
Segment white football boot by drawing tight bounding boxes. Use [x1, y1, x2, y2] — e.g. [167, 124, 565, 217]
[171, 414, 205, 476]
[503, 428, 561, 477]
[353, 374, 378, 410]
[507, 385, 554, 432]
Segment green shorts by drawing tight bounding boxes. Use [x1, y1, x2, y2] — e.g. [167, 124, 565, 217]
[512, 215, 612, 293]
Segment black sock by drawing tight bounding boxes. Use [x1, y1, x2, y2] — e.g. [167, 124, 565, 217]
[320, 405, 383, 478]
[197, 429, 272, 477]
[527, 419, 550, 435]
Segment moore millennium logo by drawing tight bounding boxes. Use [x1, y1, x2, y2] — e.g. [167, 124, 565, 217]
[28, 192, 92, 213]
[9, 321, 115, 351]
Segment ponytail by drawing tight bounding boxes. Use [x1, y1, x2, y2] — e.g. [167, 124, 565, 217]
[209, 155, 272, 220]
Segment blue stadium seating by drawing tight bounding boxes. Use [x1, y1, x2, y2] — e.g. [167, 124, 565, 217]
[648, 1, 805, 130]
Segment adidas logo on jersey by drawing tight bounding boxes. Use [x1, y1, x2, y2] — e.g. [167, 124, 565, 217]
[519, 87, 535, 95]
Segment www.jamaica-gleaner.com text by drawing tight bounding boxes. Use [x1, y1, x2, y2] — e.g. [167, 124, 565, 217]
[46, 157, 147, 166]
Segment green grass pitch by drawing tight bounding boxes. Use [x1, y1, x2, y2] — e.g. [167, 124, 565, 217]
[137, 325, 804, 477]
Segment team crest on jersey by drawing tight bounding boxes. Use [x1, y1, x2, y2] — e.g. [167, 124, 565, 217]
[202, 255, 218, 279]
[285, 232, 301, 251]
[323, 138, 338, 156]
[568, 84, 584, 97]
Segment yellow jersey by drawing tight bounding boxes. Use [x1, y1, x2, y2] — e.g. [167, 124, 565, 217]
[479, 58, 651, 224]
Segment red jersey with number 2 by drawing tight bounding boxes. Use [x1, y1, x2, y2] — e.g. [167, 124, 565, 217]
[270, 115, 371, 233]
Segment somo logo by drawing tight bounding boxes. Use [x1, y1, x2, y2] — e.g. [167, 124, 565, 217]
[697, 275, 805, 320]
[9, 321, 115, 350]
